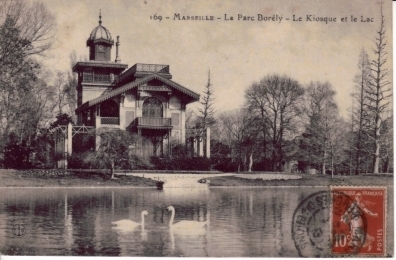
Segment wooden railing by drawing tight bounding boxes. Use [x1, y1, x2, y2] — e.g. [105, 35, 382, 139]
[137, 117, 171, 127]
[83, 73, 111, 82]
[101, 117, 119, 125]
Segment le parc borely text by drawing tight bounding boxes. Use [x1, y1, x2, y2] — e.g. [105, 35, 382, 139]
[167, 14, 375, 24]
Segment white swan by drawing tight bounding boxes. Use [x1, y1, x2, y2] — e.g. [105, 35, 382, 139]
[167, 206, 207, 230]
[112, 210, 148, 232]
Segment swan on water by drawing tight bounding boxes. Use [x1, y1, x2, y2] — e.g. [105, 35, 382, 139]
[112, 210, 148, 232]
[167, 206, 207, 230]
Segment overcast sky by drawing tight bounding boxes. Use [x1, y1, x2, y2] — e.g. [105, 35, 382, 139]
[41, 0, 392, 118]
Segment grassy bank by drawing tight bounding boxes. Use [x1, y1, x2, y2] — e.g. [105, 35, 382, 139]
[0, 169, 392, 188]
[206, 173, 393, 187]
[0, 169, 157, 187]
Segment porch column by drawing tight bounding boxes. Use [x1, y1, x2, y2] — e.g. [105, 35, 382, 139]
[198, 136, 203, 157]
[67, 123, 72, 156]
[95, 105, 101, 128]
[193, 137, 197, 157]
[119, 101, 125, 130]
[168, 129, 171, 156]
[64, 127, 68, 169]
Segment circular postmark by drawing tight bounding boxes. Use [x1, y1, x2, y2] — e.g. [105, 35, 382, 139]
[292, 190, 368, 257]
[292, 191, 331, 257]
[12, 224, 26, 237]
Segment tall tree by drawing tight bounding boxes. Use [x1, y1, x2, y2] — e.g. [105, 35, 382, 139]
[219, 109, 260, 172]
[0, 0, 55, 56]
[53, 71, 67, 116]
[365, 6, 392, 173]
[64, 51, 78, 120]
[301, 82, 340, 175]
[197, 70, 216, 157]
[245, 74, 304, 171]
[0, 0, 55, 152]
[351, 48, 372, 174]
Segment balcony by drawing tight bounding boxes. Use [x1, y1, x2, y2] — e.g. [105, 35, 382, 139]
[101, 117, 119, 125]
[133, 63, 169, 73]
[137, 117, 172, 129]
[83, 73, 111, 83]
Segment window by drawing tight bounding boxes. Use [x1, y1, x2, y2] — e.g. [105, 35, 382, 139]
[142, 98, 163, 118]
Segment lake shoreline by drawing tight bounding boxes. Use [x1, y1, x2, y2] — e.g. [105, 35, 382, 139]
[0, 169, 392, 188]
[205, 174, 393, 187]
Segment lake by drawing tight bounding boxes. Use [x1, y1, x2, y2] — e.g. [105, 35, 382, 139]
[0, 186, 391, 257]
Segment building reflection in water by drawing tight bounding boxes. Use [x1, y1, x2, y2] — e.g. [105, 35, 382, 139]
[0, 187, 341, 257]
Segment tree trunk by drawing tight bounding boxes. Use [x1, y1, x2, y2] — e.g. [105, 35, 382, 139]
[110, 161, 115, 179]
[373, 133, 380, 174]
[248, 152, 253, 172]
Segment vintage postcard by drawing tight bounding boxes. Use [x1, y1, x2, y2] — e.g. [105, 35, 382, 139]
[0, 0, 393, 258]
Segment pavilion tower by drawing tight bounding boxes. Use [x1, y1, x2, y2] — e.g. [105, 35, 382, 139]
[73, 11, 128, 125]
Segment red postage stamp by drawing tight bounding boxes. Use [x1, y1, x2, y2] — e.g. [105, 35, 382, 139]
[331, 186, 387, 256]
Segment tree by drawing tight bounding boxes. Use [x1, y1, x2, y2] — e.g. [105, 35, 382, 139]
[301, 81, 341, 175]
[89, 129, 143, 179]
[219, 109, 260, 172]
[0, 0, 55, 154]
[197, 70, 216, 158]
[379, 114, 393, 173]
[63, 51, 78, 121]
[53, 71, 68, 116]
[351, 48, 372, 174]
[364, 6, 392, 173]
[0, 0, 55, 57]
[245, 74, 304, 171]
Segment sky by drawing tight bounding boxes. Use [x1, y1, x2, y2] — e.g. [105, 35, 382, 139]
[40, 0, 392, 118]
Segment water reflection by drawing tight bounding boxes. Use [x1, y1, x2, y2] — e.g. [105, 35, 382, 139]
[0, 187, 336, 256]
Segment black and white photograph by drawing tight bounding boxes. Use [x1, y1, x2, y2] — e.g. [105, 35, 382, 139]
[0, 0, 393, 257]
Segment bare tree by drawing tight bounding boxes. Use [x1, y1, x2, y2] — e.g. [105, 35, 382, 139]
[197, 70, 216, 158]
[301, 81, 340, 175]
[365, 6, 392, 173]
[0, 0, 55, 56]
[0, 0, 55, 151]
[351, 48, 372, 174]
[63, 51, 78, 120]
[219, 109, 259, 172]
[53, 71, 68, 116]
[245, 74, 304, 171]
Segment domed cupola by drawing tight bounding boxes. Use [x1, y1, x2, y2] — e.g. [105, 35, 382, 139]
[86, 11, 114, 61]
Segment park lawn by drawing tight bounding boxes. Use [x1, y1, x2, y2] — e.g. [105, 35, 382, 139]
[206, 173, 393, 187]
[0, 169, 392, 188]
[0, 169, 157, 187]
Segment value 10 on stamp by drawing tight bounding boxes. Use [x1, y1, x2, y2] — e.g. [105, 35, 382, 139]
[331, 186, 386, 256]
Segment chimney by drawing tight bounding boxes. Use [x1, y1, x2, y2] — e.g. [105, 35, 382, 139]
[115, 36, 121, 62]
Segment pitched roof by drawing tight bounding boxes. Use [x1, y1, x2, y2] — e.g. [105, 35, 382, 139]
[76, 73, 199, 112]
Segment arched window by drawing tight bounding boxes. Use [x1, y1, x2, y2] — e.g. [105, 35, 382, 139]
[100, 99, 119, 117]
[143, 97, 163, 118]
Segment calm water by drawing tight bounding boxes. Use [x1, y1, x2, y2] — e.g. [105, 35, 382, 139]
[0, 187, 391, 257]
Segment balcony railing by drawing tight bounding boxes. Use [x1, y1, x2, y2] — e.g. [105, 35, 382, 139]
[133, 63, 170, 73]
[101, 117, 119, 125]
[94, 74, 111, 82]
[137, 117, 171, 127]
[83, 73, 111, 83]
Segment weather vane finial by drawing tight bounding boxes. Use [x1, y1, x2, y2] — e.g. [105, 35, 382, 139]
[99, 9, 102, 25]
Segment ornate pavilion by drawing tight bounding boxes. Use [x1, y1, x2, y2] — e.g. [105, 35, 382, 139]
[53, 13, 208, 168]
